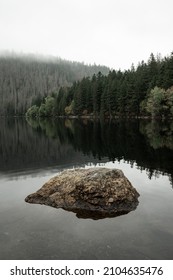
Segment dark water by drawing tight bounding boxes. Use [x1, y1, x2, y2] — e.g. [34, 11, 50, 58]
[0, 117, 173, 259]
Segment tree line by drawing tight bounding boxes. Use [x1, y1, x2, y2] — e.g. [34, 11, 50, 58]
[26, 52, 173, 119]
[0, 52, 109, 115]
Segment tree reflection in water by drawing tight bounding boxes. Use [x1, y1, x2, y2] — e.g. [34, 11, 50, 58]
[0, 117, 173, 186]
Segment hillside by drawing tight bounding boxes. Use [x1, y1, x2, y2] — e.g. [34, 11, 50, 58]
[0, 52, 110, 115]
[26, 52, 173, 119]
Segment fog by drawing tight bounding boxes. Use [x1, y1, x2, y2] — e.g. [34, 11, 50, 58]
[0, 0, 173, 69]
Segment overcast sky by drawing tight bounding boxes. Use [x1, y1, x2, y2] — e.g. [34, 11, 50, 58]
[0, 0, 173, 70]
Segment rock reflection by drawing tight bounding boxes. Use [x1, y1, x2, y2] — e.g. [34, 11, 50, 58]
[61, 204, 139, 220]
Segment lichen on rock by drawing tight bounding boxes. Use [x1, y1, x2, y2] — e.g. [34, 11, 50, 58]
[25, 168, 140, 219]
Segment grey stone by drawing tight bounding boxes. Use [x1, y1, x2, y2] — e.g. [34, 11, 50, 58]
[25, 168, 140, 220]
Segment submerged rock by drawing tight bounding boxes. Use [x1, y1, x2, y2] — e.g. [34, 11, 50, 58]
[25, 168, 140, 220]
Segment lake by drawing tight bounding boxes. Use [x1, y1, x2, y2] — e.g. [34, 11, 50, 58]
[0, 117, 173, 260]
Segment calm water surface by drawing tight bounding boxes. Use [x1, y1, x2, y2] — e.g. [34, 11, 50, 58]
[0, 117, 173, 260]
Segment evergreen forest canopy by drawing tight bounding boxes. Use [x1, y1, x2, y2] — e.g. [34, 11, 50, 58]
[26, 52, 173, 119]
[0, 52, 109, 115]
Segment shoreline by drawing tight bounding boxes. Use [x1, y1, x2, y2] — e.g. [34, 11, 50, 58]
[1, 114, 173, 121]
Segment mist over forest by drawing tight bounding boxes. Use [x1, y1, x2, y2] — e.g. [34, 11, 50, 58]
[0, 52, 109, 115]
[1, 51, 173, 118]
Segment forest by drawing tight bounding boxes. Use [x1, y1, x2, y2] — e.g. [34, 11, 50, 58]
[26, 52, 173, 119]
[0, 52, 109, 115]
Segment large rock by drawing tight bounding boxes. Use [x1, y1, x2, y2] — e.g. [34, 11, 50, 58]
[25, 168, 139, 219]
